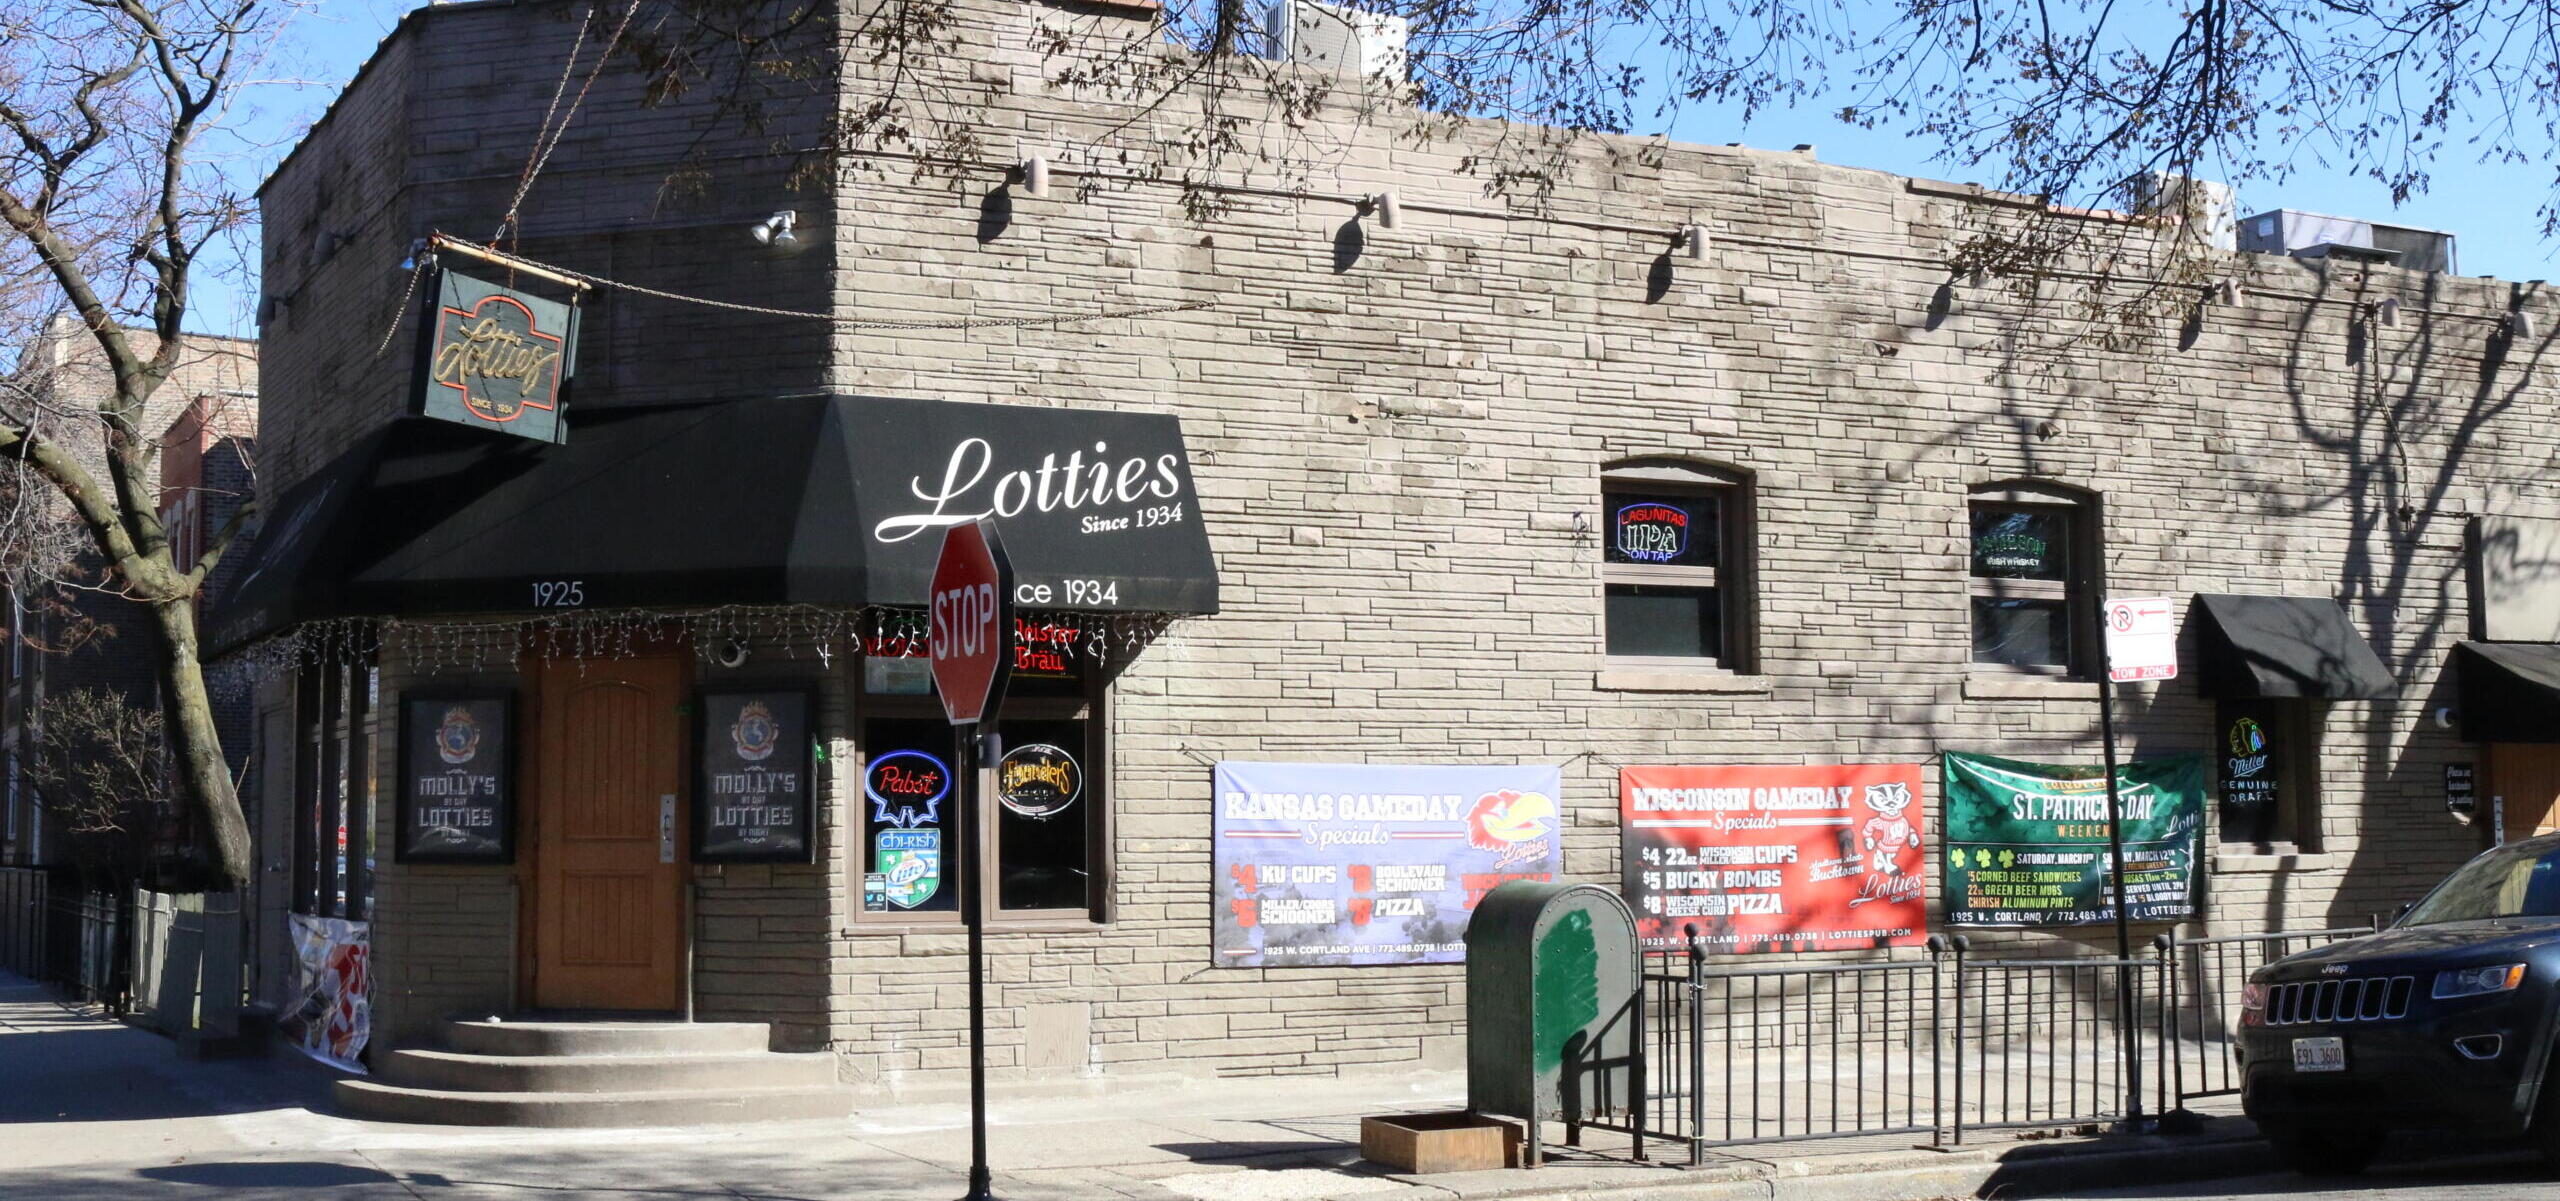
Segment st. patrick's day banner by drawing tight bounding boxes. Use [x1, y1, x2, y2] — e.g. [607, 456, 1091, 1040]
[1940, 751, 2206, 927]
[1620, 764, 1929, 953]
[1212, 761, 1562, 967]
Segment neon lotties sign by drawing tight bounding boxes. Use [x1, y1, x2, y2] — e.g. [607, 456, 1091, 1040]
[413, 264, 577, 443]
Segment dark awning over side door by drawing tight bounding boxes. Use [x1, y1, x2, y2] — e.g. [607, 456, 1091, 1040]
[2455, 642, 2560, 743]
[2191, 594, 2398, 700]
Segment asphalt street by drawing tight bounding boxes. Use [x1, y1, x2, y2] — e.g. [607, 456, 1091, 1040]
[2042, 1150, 2552, 1199]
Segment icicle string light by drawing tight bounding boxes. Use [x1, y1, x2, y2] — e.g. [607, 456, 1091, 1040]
[208, 604, 1178, 694]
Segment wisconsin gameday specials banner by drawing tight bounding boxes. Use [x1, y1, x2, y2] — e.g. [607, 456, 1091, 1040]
[1619, 765, 1929, 953]
[1941, 752, 2206, 926]
[1212, 762, 1562, 968]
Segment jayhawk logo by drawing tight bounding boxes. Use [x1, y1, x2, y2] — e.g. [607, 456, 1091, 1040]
[435, 707, 481, 766]
[1467, 789, 1558, 849]
[731, 701, 780, 763]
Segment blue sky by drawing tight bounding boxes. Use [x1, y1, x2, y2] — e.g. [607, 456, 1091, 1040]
[196, 1, 2558, 337]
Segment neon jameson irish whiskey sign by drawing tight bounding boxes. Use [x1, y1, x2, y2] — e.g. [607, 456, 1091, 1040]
[413, 265, 578, 443]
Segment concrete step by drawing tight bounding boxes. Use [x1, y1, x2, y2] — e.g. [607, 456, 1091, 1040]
[442, 1019, 772, 1058]
[379, 1047, 838, 1094]
[333, 1078, 857, 1128]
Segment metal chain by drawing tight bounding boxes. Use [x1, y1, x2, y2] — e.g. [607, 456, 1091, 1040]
[491, 5, 594, 244]
[494, 0, 644, 247]
[369, 261, 431, 360]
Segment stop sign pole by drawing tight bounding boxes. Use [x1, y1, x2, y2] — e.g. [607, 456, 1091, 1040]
[929, 519, 1013, 1201]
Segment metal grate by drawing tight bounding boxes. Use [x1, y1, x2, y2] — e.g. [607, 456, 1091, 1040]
[2265, 976, 2414, 1025]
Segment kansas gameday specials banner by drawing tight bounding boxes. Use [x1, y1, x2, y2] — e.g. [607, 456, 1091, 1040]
[1620, 764, 1929, 953]
[1941, 751, 2206, 926]
[1212, 762, 1563, 967]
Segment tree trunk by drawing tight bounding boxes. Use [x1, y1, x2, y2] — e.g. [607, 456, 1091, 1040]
[148, 595, 250, 891]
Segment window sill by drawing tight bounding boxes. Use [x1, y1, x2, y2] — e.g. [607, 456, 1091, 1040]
[1962, 673, 2097, 700]
[2213, 851, 2343, 875]
[1595, 667, 1771, 694]
[842, 918, 1104, 938]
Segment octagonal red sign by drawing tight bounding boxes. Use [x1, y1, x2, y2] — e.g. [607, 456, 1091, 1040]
[929, 519, 1014, 726]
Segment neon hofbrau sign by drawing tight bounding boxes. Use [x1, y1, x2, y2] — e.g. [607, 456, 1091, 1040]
[1615, 502, 1690, 563]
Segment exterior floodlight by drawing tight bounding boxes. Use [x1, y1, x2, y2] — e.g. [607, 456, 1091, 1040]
[2216, 279, 2242, 306]
[2512, 310, 2538, 342]
[2377, 297, 2401, 327]
[1680, 225, 1709, 262]
[1371, 191, 1401, 230]
[1021, 156, 1051, 198]
[752, 210, 798, 246]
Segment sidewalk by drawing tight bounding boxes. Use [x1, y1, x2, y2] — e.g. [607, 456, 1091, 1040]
[0, 972, 2283, 1201]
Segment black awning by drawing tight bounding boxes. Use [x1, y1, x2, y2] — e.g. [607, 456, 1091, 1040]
[2455, 642, 2560, 743]
[208, 395, 1219, 654]
[2190, 594, 2398, 700]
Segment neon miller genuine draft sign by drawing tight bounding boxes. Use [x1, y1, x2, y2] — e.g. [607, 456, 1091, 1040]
[413, 265, 578, 443]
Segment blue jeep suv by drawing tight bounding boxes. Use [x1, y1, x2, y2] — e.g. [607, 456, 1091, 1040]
[2241, 834, 2560, 1175]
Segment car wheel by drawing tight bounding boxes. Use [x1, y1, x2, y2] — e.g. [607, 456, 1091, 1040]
[2265, 1125, 2382, 1176]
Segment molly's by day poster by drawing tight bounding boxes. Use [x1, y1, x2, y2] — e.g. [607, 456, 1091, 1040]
[1619, 764, 1930, 953]
[1211, 762, 1562, 967]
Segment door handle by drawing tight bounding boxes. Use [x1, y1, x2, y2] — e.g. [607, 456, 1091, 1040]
[660, 794, 677, 863]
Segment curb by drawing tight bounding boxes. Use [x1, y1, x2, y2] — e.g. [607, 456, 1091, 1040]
[1402, 1131, 2278, 1201]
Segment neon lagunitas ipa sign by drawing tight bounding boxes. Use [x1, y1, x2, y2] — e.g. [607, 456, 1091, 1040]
[413, 265, 578, 443]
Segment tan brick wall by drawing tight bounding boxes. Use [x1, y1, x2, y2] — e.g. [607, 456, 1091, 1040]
[253, 0, 2552, 1084]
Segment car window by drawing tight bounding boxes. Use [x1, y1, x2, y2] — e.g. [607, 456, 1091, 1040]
[2403, 843, 2560, 925]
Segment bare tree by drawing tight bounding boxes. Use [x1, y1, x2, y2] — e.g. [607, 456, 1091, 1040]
[25, 687, 178, 894]
[0, 0, 291, 890]
[621, 0, 2560, 279]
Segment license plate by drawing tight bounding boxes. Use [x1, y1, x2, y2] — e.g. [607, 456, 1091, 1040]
[2292, 1036, 2346, 1073]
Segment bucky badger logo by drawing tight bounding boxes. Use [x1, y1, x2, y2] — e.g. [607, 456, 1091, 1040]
[1853, 781, 1923, 906]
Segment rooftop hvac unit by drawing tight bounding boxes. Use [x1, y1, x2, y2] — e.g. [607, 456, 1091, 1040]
[1264, 0, 1409, 79]
[2131, 173, 2237, 251]
[2238, 209, 2458, 275]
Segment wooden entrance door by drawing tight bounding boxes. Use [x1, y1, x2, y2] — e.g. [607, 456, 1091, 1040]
[2490, 744, 2560, 843]
[529, 653, 687, 1011]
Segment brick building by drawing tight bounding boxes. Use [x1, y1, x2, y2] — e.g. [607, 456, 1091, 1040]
[224, 0, 2559, 1105]
[0, 316, 256, 874]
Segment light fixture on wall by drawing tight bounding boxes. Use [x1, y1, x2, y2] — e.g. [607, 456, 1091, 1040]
[2376, 296, 2402, 327]
[1679, 225, 1710, 262]
[717, 638, 751, 669]
[2213, 279, 2243, 306]
[1368, 191, 1401, 230]
[2509, 308, 2538, 342]
[1019, 156, 1051, 198]
[750, 210, 798, 246]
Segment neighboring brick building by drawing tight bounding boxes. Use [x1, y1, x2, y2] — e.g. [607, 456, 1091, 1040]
[228, 0, 2557, 1096]
[0, 315, 256, 873]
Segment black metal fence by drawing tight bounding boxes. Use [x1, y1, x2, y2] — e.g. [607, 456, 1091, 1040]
[0, 867, 132, 1012]
[2154, 923, 2378, 1106]
[1637, 921, 2366, 1160]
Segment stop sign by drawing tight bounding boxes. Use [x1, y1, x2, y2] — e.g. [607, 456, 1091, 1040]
[929, 519, 1014, 726]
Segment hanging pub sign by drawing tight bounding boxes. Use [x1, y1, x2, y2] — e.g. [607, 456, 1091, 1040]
[395, 693, 514, 863]
[1941, 751, 2206, 927]
[412, 263, 577, 443]
[1619, 764, 1929, 954]
[694, 689, 814, 863]
[997, 743, 1082, 819]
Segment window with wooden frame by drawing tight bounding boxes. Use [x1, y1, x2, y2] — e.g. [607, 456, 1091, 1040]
[1601, 460, 1755, 671]
[1967, 484, 2102, 676]
[848, 621, 1109, 927]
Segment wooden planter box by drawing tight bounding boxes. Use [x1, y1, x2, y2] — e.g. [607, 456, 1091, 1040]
[1359, 1112, 1523, 1173]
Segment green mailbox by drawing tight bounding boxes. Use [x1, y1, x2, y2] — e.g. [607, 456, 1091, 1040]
[1464, 880, 1642, 1166]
